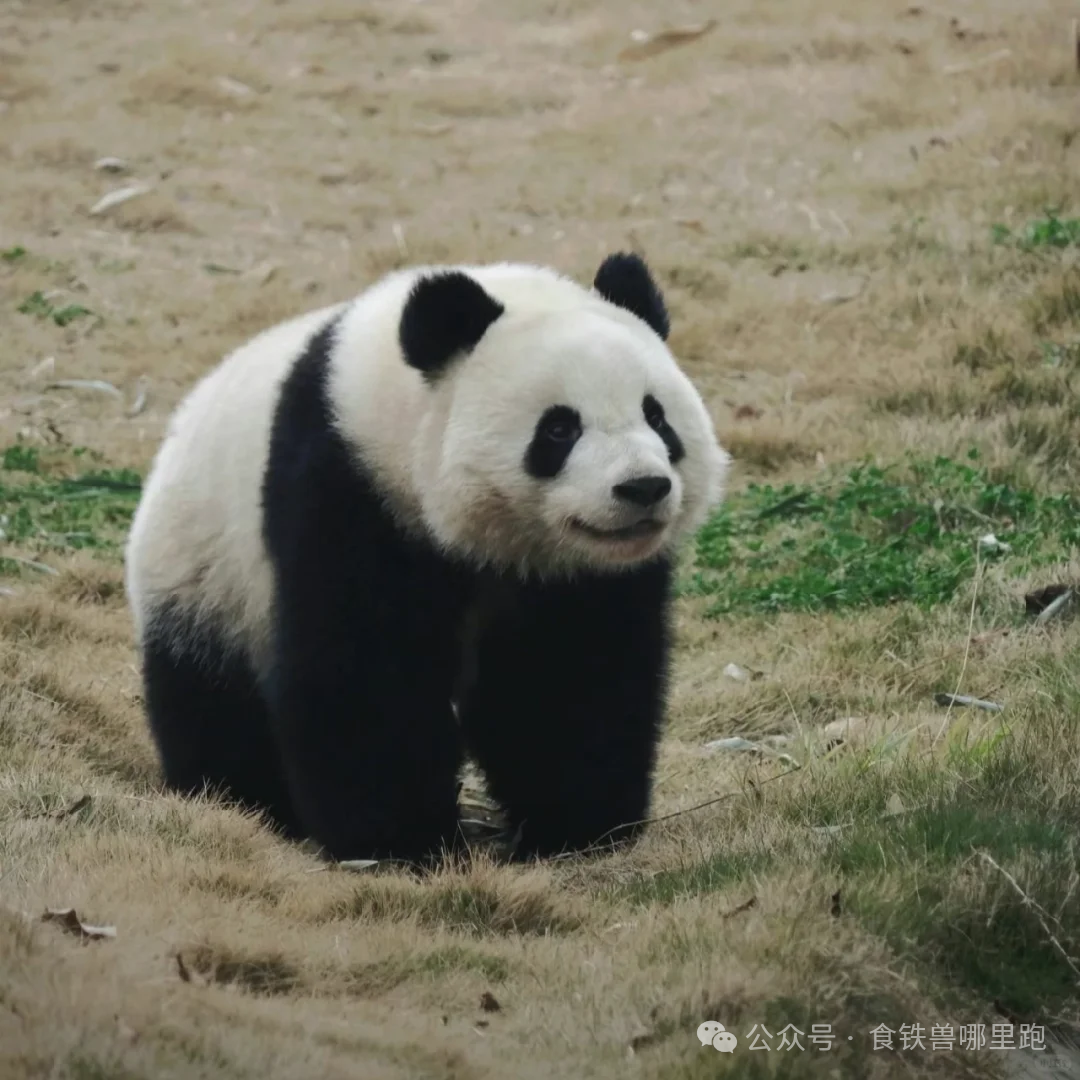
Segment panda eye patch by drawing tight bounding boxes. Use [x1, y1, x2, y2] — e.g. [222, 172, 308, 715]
[539, 405, 582, 443]
[525, 405, 582, 479]
[643, 394, 666, 431]
[643, 393, 686, 465]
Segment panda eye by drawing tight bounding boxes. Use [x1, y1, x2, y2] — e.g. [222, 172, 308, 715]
[539, 406, 582, 444]
[643, 394, 666, 432]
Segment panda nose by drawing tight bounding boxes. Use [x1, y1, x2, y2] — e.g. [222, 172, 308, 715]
[612, 475, 672, 508]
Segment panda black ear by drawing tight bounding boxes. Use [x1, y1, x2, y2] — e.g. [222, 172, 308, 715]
[593, 252, 670, 341]
[399, 271, 505, 382]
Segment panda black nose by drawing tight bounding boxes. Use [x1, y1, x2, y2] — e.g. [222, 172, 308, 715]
[612, 475, 672, 508]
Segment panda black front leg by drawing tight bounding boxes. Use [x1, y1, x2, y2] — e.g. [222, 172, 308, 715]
[260, 326, 469, 865]
[461, 559, 673, 859]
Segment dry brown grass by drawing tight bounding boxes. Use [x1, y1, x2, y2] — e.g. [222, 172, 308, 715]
[3, 0, 1080, 1076]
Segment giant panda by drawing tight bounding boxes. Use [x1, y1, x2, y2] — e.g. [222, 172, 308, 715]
[124, 252, 729, 864]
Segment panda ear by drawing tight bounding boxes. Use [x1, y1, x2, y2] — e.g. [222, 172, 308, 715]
[592, 252, 670, 341]
[399, 271, 505, 382]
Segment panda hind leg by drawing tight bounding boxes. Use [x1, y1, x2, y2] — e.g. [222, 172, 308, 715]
[140, 606, 302, 840]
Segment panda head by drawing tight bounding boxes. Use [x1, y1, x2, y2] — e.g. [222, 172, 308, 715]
[400, 253, 730, 577]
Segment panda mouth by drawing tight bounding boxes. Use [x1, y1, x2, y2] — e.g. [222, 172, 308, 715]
[570, 517, 666, 542]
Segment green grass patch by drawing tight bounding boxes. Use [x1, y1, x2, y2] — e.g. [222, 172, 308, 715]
[616, 850, 774, 907]
[684, 452, 1080, 616]
[2, 445, 40, 473]
[16, 290, 95, 327]
[849, 850, 1080, 1019]
[992, 210, 1080, 250]
[2, 245, 27, 263]
[0, 447, 141, 569]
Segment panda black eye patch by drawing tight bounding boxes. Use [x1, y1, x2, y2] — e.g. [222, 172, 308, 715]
[643, 394, 685, 464]
[525, 405, 582, 479]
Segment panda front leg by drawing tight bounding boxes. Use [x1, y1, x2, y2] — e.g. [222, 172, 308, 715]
[461, 560, 673, 859]
[262, 551, 468, 866]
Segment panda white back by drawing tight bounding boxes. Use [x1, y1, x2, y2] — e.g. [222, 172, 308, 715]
[125, 301, 349, 665]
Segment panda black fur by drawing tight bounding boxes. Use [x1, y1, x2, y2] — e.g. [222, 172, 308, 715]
[125, 253, 729, 863]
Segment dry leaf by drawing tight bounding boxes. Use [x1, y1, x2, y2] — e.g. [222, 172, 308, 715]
[629, 1030, 661, 1052]
[674, 217, 705, 233]
[126, 377, 150, 418]
[479, 991, 502, 1013]
[53, 794, 92, 820]
[733, 404, 763, 420]
[934, 692, 1003, 713]
[45, 379, 124, 399]
[336, 859, 380, 872]
[217, 76, 254, 97]
[42, 907, 116, 940]
[722, 896, 757, 919]
[618, 20, 716, 62]
[942, 48, 1011, 76]
[1036, 589, 1074, 625]
[90, 183, 152, 216]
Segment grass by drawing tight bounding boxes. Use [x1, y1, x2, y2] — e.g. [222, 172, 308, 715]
[0, 447, 141, 571]
[992, 210, 1080, 251]
[16, 289, 96, 328]
[684, 453, 1080, 616]
[3, 0, 1080, 1076]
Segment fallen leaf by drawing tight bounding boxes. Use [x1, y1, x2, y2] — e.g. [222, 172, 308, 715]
[42, 907, 116, 941]
[246, 261, 280, 286]
[217, 75, 254, 97]
[820, 717, 867, 746]
[336, 859, 379, 872]
[722, 896, 757, 919]
[89, 183, 152, 216]
[942, 48, 1011, 76]
[934, 692, 1003, 713]
[618, 20, 716, 62]
[1025, 584, 1075, 622]
[126, 376, 150, 418]
[53, 794, 92, 820]
[703, 737, 800, 769]
[479, 991, 501, 1013]
[1035, 589, 1075, 625]
[45, 379, 124, 400]
[674, 217, 705, 233]
[733, 404, 763, 420]
[629, 1030, 661, 1052]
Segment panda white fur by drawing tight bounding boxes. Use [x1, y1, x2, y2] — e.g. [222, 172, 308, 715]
[125, 253, 729, 863]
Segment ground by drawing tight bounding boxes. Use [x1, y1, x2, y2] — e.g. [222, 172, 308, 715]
[1, 0, 1079, 1077]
